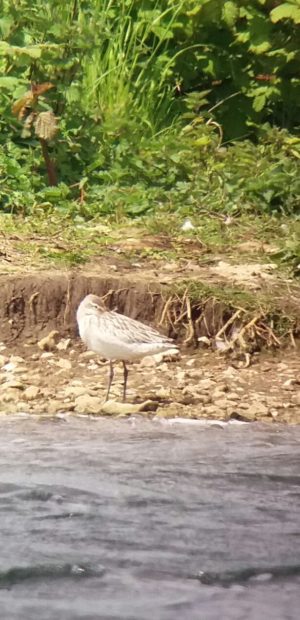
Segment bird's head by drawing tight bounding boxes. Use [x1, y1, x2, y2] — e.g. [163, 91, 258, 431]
[77, 294, 106, 317]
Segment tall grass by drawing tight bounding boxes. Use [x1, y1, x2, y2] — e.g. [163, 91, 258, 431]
[75, 0, 186, 135]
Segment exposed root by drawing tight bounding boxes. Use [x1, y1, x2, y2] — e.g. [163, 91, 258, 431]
[183, 296, 196, 345]
[290, 329, 296, 348]
[159, 296, 173, 327]
[158, 288, 295, 356]
[63, 278, 71, 326]
[28, 291, 39, 324]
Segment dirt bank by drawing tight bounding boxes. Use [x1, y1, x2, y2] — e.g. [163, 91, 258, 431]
[0, 268, 299, 424]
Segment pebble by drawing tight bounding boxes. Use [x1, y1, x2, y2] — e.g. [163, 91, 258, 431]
[246, 403, 269, 417]
[75, 394, 103, 415]
[38, 331, 60, 352]
[155, 349, 180, 362]
[222, 366, 240, 378]
[3, 362, 17, 372]
[155, 387, 171, 399]
[188, 369, 204, 379]
[26, 338, 37, 345]
[10, 356, 25, 364]
[140, 357, 156, 368]
[79, 350, 97, 360]
[140, 349, 179, 366]
[101, 399, 158, 416]
[3, 380, 24, 390]
[212, 389, 228, 399]
[23, 386, 40, 401]
[214, 398, 231, 409]
[230, 410, 256, 422]
[224, 392, 240, 401]
[185, 358, 196, 367]
[291, 392, 300, 406]
[57, 338, 71, 351]
[277, 363, 289, 371]
[190, 394, 211, 405]
[157, 363, 169, 372]
[47, 401, 67, 415]
[0, 388, 21, 403]
[64, 385, 87, 397]
[87, 363, 99, 371]
[198, 379, 216, 390]
[202, 404, 222, 417]
[56, 358, 72, 370]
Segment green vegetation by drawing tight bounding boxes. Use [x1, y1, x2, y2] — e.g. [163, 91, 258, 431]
[0, 0, 299, 269]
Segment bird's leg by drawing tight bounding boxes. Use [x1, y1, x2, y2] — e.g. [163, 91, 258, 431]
[105, 361, 114, 402]
[122, 361, 129, 402]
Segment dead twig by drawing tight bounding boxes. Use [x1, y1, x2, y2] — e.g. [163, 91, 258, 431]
[183, 295, 196, 345]
[230, 315, 261, 348]
[215, 309, 244, 339]
[289, 329, 296, 348]
[159, 296, 173, 327]
[64, 278, 72, 326]
[259, 322, 282, 346]
[28, 291, 39, 324]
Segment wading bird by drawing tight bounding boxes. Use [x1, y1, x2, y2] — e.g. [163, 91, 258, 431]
[77, 294, 177, 402]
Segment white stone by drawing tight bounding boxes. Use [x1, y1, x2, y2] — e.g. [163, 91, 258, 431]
[3, 380, 24, 390]
[57, 338, 71, 351]
[40, 351, 54, 359]
[64, 385, 86, 397]
[3, 362, 17, 372]
[10, 356, 25, 364]
[56, 358, 72, 370]
[75, 394, 103, 415]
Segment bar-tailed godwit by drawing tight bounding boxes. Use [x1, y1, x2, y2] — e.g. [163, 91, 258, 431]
[77, 294, 178, 401]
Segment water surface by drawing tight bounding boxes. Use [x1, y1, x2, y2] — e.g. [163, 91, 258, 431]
[0, 416, 299, 619]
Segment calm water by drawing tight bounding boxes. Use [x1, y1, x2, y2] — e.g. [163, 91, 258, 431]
[0, 415, 299, 620]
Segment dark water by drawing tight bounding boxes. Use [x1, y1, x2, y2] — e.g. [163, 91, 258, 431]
[0, 415, 299, 620]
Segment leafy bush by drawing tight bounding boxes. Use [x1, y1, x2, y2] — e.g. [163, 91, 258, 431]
[0, 0, 300, 217]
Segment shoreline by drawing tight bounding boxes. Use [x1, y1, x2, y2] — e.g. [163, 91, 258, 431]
[0, 339, 299, 424]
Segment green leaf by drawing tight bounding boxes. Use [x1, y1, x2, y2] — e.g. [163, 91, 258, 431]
[270, 3, 300, 24]
[194, 136, 211, 147]
[19, 46, 42, 59]
[66, 84, 82, 104]
[0, 41, 10, 54]
[222, 1, 239, 27]
[253, 93, 266, 112]
[249, 15, 271, 54]
[0, 16, 14, 38]
[0, 42, 42, 59]
[0, 76, 23, 90]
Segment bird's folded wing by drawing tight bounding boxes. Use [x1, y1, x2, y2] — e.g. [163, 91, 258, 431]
[97, 311, 173, 345]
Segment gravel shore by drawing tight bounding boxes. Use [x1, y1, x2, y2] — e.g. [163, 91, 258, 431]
[0, 338, 299, 424]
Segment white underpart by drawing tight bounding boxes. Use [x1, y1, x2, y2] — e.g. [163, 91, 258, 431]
[77, 308, 176, 362]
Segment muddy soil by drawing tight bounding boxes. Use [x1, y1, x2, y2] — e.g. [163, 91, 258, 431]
[0, 270, 299, 424]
